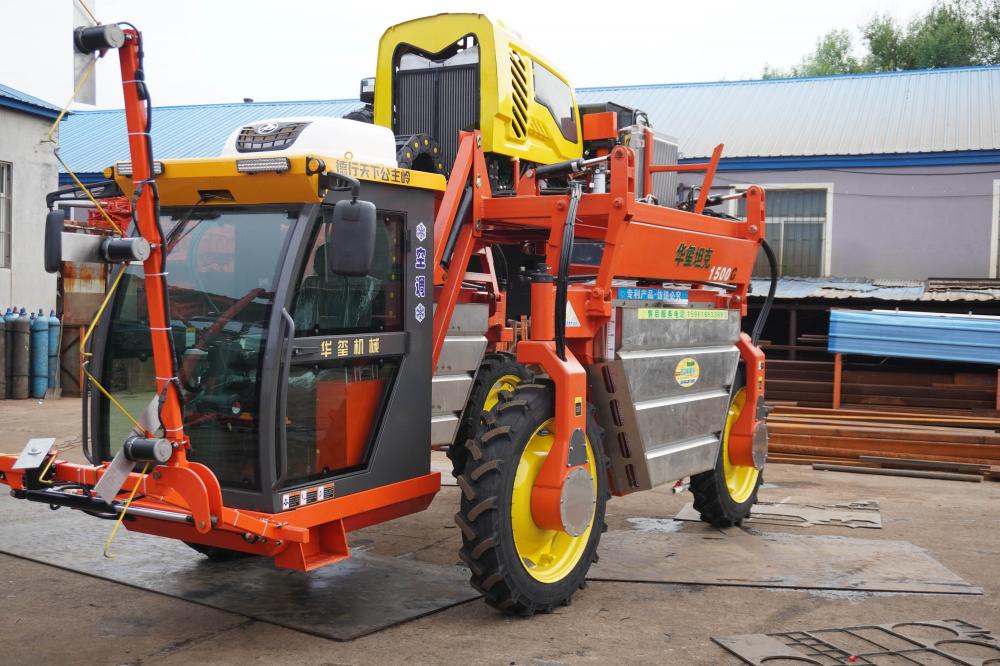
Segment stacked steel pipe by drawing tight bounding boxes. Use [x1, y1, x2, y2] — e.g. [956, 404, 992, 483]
[766, 359, 1000, 481]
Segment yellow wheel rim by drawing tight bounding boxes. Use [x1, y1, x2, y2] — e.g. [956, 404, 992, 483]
[721, 388, 760, 504]
[483, 373, 522, 413]
[510, 419, 596, 583]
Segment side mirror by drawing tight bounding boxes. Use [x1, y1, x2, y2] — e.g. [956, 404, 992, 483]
[359, 77, 375, 104]
[44, 209, 67, 274]
[325, 199, 377, 277]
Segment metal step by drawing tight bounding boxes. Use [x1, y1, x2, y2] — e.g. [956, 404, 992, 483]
[430, 303, 489, 445]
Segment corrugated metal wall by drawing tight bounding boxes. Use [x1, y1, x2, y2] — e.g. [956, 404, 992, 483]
[829, 309, 1000, 364]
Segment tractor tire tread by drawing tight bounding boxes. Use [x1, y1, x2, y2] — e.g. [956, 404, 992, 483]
[448, 353, 533, 476]
[454, 380, 610, 616]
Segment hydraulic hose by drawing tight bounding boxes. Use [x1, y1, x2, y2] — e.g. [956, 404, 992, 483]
[750, 238, 777, 346]
[555, 183, 582, 361]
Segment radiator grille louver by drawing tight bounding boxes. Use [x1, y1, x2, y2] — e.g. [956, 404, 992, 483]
[235, 121, 309, 153]
[509, 51, 529, 138]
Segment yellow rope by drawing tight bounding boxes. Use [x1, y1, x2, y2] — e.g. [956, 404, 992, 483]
[54, 150, 124, 235]
[45, 57, 124, 235]
[80, 268, 126, 352]
[103, 462, 149, 559]
[83, 366, 143, 432]
[75, 0, 98, 24]
[47, 58, 94, 142]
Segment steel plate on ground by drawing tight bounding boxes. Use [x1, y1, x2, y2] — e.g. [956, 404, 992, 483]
[589, 525, 980, 594]
[0, 498, 479, 640]
[715, 618, 999, 665]
[675, 499, 883, 529]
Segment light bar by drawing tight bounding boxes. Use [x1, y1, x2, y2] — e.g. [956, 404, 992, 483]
[236, 157, 291, 173]
[116, 161, 164, 177]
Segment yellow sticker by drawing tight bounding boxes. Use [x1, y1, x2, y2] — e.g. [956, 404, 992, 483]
[675, 357, 700, 388]
[637, 308, 728, 320]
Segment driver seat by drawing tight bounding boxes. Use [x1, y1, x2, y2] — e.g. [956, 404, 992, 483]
[294, 242, 380, 334]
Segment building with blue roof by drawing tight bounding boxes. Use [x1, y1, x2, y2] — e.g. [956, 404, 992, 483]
[56, 64, 1000, 283]
[0, 83, 60, 312]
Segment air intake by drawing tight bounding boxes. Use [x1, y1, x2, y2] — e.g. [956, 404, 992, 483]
[235, 121, 309, 153]
[509, 51, 528, 139]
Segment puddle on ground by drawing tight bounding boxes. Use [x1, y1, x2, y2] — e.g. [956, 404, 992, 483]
[626, 517, 684, 533]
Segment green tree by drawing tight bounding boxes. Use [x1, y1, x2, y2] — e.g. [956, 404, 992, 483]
[765, 0, 1000, 78]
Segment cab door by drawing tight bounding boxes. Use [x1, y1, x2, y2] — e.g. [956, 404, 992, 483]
[274, 185, 435, 508]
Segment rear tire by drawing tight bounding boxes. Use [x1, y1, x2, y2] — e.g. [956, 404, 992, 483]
[447, 352, 532, 476]
[690, 375, 763, 527]
[454, 381, 609, 615]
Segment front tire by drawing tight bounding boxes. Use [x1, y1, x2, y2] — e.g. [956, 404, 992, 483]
[447, 352, 532, 476]
[690, 378, 762, 527]
[454, 381, 609, 615]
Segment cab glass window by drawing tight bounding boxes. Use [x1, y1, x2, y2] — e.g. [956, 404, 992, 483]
[292, 210, 403, 336]
[533, 63, 578, 143]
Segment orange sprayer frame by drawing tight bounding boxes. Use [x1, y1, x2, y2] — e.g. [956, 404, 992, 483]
[432, 132, 767, 528]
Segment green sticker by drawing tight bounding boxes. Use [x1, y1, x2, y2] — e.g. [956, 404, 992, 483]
[637, 308, 727, 320]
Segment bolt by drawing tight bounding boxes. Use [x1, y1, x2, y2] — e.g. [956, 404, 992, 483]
[475, 221, 482, 232]
[476, 135, 482, 147]
[27, 447, 40, 455]
[557, 201, 566, 211]
[749, 224, 758, 233]
[613, 197, 624, 209]
[475, 175, 482, 188]
[152, 470, 161, 480]
[734, 295, 742, 303]
[198, 520, 205, 529]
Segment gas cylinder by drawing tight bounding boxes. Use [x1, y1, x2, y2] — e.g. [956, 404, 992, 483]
[3, 307, 14, 398]
[0, 314, 6, 399]
[11, 312, 29, 399]
[30, 310, 49, 399]
[47, 310, 60, 391]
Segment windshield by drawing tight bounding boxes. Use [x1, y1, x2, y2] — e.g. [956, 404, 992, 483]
[99, 205, 298, 490]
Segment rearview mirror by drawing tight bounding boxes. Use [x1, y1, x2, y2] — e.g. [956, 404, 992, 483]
[324, 199, 377, 277]
[44, 209, 67, 274]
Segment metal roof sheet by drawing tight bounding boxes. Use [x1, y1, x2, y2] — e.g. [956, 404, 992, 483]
[750, 277, 927, 301]
[828, 309, 1000, 363]
[0, 82, 61, 119]
[57, 64, 1000, 174]
[577, 65, 1000, 159]
[59, 98, 363, 174]
[749, 276, 1000, 301]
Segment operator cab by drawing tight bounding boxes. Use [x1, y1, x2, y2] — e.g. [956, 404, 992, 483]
[88, 117, 444, 513]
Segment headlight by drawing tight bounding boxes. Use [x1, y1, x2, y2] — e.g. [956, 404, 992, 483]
[115, 161, 164, 177]
[236, 157, 291, 173]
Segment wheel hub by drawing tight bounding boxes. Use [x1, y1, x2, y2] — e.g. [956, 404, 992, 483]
[559, 466, 596, 537]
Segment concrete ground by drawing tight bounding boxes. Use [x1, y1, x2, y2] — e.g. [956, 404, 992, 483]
[1, 397, 998, 665]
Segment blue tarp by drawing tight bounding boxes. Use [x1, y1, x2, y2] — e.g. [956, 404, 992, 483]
[828, 309, 1000, 364]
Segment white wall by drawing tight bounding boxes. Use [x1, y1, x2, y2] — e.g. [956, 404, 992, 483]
[710, 164, 1000, 280]
[0, 108, 58, 313]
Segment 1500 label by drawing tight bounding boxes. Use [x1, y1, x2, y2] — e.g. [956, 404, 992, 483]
[708, 266, 738, 281]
